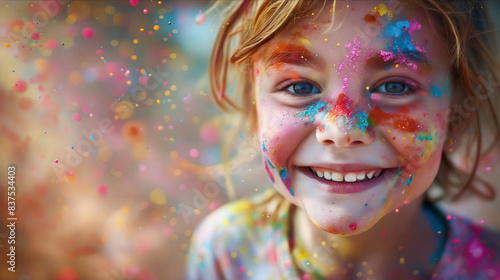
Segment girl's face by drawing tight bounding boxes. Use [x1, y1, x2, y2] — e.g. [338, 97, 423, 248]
[255, 0, 451, 235]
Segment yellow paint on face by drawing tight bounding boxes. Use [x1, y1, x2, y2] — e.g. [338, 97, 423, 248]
[372, 3, 393, 19]
[298, 37, 312, 47]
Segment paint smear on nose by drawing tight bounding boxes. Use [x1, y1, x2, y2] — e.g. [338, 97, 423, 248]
[325, 93, 371, 132]
[369, 107, 421, 133]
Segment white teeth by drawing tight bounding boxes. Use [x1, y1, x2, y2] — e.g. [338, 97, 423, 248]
[331, 172, 343, 182]
[344, 173, 357, 182]
[312, 167, 386, 183]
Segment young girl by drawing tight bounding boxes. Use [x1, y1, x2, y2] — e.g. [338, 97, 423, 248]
[187, 0, 500, 279]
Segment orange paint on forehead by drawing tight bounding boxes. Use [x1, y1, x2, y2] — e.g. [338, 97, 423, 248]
[364, 14, 378, 24]
[267, 41, 319, 71]
[272, 42, 311, 56]
[369, 107, 421, 133]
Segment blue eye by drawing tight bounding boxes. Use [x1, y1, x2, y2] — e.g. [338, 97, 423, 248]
[286, 82, 321, 95]
[373, 82, 410, 94]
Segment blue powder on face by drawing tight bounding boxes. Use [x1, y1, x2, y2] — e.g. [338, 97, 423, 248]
[383, 20, 410, 38]
[407, 177, 413, 187]
[262, 140, 268, 152]
[290, 189, 294, 196]
[431, 85, 442, 97]
[355, 111, 369, 131]
[407, 172, 416, 187]
[382, 20, 417, 54]
[294, 101, 327, 124]
[264, 156, 274, 169]
[279, 168, 289, 180]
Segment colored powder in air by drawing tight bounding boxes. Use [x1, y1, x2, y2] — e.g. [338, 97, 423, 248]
[369, 107, 420, 132]
[295, 101, 327, 124]
[82, 27, 94, 39]
[97, 184, 108, 196]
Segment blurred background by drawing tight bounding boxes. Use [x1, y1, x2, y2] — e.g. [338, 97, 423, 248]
[0, 1, 498, 279]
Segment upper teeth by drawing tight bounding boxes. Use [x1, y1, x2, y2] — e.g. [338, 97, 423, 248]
[312, 167, 383, 183]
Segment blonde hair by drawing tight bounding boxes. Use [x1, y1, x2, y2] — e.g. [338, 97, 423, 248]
[207, 0, 500, 201]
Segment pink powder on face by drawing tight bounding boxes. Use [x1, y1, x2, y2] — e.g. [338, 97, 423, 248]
[326, 93, 355, 126]
[349, 223, 358, 230]
[336, 36, 364, 73]
[378, 50, 394, 62]
[408, 20, 422, 34]
[377, 50, 418, 70]
[263, 157, 275, 183]
[341, 75, 348, 92]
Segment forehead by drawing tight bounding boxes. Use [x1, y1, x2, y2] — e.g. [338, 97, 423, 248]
[261, 0, 448, 71]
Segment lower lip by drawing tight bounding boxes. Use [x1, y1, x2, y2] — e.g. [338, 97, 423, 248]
[298, 167, 400, 194]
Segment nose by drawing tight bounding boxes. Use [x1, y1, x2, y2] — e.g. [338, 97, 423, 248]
[316, 115, 374, 148]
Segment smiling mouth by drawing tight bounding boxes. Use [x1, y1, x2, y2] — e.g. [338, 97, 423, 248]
[309, 167, 388, 183]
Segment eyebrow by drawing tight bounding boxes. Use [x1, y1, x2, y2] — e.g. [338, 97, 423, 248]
[265, 42, 326, 71]
[367, 50, 436, 74]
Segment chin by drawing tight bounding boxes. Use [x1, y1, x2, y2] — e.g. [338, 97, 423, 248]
[303, 202, 389, 236]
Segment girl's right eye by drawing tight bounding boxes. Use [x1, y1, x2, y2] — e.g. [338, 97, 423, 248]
[284, 82, 321, 95]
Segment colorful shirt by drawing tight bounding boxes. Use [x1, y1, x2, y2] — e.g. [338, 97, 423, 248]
[186, 190, 500, 280]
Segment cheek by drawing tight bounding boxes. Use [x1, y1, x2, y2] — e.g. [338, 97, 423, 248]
[258, 102, 313, 193]
[373, 106, 446, 179]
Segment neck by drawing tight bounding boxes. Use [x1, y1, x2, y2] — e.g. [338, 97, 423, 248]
[292, 196, 444, 279]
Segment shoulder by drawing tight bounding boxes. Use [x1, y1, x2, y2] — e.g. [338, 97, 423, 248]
[192, 189, 288, 243]
[436, 213, 500, 279]
[186, 190, 291, 279]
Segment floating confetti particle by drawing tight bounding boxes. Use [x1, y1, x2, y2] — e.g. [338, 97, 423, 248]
[189, 148, 199, 158]
[97, 184, 108, 196]
[72, 113, 82, 122]
[195, 14, 206, 25]
[82, 27, 94, 39]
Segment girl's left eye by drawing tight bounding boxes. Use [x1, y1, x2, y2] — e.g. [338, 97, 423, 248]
[285, 82, 321, 95]
[373, 82, 410, 94]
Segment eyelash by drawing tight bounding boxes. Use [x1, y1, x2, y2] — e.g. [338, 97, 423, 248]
[276, 77, 421, 98]
[371, 78, 421, 97]
[277, 79, 322, 96]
